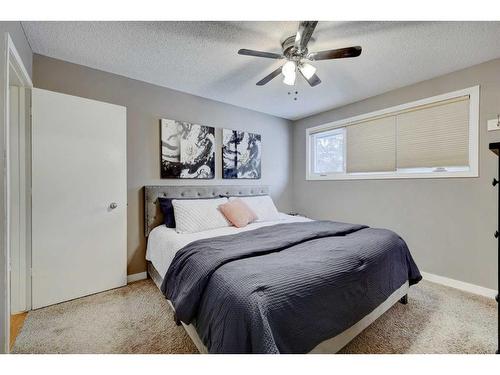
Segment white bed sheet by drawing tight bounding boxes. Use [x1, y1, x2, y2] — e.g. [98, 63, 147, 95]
[146, 213, 311, 277]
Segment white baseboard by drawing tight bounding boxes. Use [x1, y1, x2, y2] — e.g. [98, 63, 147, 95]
[421, 271, 497, 300]
[127, 272, 148, 284]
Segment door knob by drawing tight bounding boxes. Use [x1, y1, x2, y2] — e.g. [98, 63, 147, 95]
[109, 202, 118, 209]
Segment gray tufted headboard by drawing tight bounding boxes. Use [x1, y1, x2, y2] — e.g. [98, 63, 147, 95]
[144, 185, 269, 237]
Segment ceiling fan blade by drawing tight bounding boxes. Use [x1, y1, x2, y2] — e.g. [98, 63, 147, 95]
[299, 68, 321, 87]
[294, 21, 318, 52]
[256, 66, 283, 86]
[238, 49, 283, 59]
[308, 46, 362, 61]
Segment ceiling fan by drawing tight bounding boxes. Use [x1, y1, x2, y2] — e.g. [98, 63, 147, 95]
[238, 21, 362, 87]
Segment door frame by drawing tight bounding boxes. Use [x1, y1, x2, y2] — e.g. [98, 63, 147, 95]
[0, 32, 32, 353]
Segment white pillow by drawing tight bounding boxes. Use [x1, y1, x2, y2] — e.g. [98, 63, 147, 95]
[229, 195, 280, 222]
[172, 198, 230, 234]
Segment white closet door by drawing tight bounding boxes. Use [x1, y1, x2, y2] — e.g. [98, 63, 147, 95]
[32, 88, 127, 309]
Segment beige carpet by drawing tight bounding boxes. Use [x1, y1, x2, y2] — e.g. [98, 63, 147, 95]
[12, 279, 497, 354]
[12, 280, 197, 354]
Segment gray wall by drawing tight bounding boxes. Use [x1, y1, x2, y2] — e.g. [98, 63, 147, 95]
[0, 22, 32, 78]
[32, 51, 499, 289]
[293, 58, 500, 290]
[33, 54, 293, 275]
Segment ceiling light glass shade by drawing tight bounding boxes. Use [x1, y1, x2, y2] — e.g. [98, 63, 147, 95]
[299, 63, 317, 79]
[283, 71, 296, 85]
[282, 60, 296, 77]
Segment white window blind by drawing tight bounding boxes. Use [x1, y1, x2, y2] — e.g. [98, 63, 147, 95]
[346, 116, 396, 173]
[396, 96, 470, 169]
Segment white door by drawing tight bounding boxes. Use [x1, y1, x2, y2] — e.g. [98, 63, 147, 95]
[31, 88, 127, 309]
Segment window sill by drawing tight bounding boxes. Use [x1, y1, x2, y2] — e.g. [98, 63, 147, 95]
[306, 170, 478, 181]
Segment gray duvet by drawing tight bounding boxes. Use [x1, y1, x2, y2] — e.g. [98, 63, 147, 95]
[162, 220, 421, 353]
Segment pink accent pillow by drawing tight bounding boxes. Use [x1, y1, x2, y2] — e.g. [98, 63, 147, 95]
[218, 198, 258, 228]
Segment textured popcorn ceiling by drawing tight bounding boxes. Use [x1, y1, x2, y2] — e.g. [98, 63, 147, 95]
[23, 21, 500, 120]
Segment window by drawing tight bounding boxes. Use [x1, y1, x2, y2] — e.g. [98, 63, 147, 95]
[306, 86, 479, 180]
[312, 128, 345, 174]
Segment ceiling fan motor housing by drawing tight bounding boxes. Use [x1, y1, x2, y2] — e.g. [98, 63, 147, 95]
[281, 35, 308, 60]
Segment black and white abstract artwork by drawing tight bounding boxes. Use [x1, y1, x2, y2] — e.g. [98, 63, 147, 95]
[222, 129, 262, 179]
[160, 119, 215, 179]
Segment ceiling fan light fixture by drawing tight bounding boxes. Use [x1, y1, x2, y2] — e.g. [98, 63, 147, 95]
[282, 60, 296, 77]
[239, 21, 361, 87]
[299, 63, 317, 79]
[283, 71, 296, 86]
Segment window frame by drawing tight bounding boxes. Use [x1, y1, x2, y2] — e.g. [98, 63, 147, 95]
[306, 86, 479, 181]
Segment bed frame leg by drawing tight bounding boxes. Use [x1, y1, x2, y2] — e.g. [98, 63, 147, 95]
[399, 294, 408, 305]
[174, 313, 181, 326]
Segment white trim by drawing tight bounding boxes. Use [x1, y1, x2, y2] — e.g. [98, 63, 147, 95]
[306, 86, 480, 181]
[306, 169, 477, 181]
[421, 271, 497, 300]
[127, 272, 147, 283]
[6, 37, 32, 89]
[1, 31, 10, 356]
[0, 33, 32, 354]
[8, 37, 32, 315]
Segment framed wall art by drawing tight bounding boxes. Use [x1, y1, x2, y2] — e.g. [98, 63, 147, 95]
[222, 129, 261, 179]
[160, 118, 215, 179]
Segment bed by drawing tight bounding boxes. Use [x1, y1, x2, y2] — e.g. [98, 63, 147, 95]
[144, 185, 421, 354]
